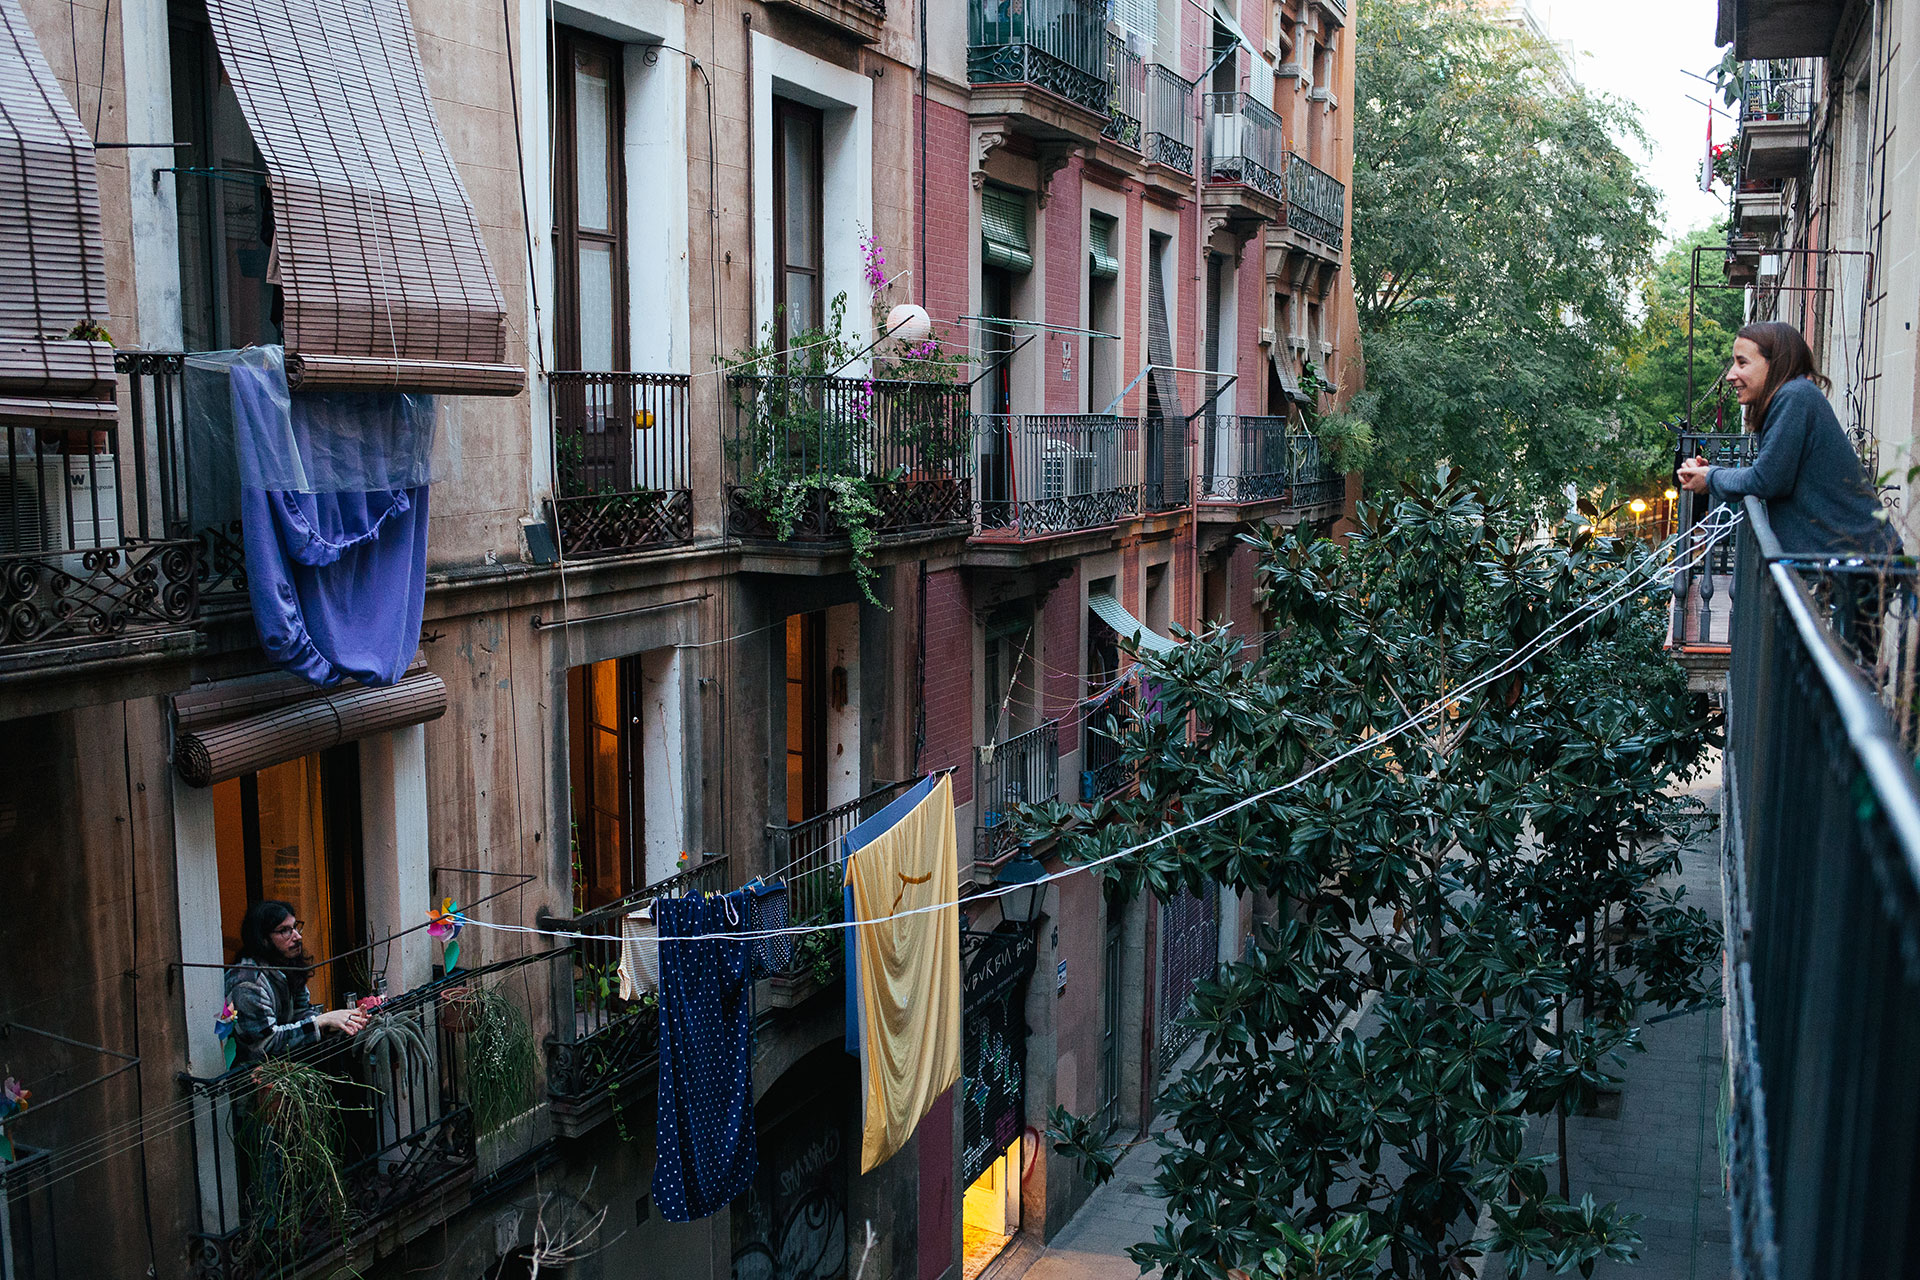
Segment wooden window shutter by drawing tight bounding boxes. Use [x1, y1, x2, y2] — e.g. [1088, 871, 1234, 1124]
[0, 0, 116, 427]
[203, 0, 525, 395]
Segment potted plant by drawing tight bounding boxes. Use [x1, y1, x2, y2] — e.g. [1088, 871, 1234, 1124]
[242, 1058, 360, 1267]
[462, 984, 537, 1136]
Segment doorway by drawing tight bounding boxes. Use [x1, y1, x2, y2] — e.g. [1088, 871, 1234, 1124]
[961, 1136, 1021, 1280]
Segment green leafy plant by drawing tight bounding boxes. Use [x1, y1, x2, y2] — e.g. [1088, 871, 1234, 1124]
[242, 1059, 364, 1269]
[1312, 408, 1375, 474]
[460, 984, 538, 1135]
[358, 1006, 433, 1089]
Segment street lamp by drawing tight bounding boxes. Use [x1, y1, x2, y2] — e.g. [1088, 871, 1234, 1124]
[995, 849, 1048, 925]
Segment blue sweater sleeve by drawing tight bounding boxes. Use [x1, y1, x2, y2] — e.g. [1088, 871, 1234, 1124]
[1707, 398, 1812, 502]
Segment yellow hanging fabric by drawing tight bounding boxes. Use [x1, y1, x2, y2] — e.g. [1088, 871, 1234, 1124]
[846, 774, 963, 1173]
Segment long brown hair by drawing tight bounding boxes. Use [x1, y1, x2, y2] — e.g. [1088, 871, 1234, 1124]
[1737, 321, 1830, 432]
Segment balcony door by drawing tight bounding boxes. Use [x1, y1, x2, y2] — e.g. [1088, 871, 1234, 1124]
[567, 657, 645, 910]
[553, 26, 628, 373]
[773, 99, 825, 348]
[786, 612, 829, 825]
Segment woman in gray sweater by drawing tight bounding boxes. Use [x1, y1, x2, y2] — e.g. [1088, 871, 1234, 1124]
[1677, 321, 1897, 557]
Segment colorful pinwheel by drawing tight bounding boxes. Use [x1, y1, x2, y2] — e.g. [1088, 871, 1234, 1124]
[0, 1076, 28, 1162]
[214, 1002, 238, 1069]
[428, 898, 464, 973]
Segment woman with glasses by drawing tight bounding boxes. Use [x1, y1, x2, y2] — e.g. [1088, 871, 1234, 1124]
[225, 899, 367, 1065]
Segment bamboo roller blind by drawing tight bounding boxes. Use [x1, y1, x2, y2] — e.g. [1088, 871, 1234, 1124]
[0, 0, 117, 427]
[174, 669, 449, 786]
[204, 0, 525, 395]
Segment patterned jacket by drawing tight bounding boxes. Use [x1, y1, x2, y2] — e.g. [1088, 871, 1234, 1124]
[223, 961, 321, 1066]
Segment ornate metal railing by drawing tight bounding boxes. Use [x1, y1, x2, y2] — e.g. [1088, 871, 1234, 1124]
[1103, 32, 1144, 148]
[1079, 684, 1134, 801]
[966, 0, 1110, 116]
[972, 414, 1141, 538]
[1199, 415, 1290, 502]
[1288, 433, 1343, 509]
[1738, 67, 1815, 127]
[0, 1145, 58, 1278]
[976, 719, 1060, 866]
[543, 856, 730, 1133]
[1723, 496, 1920, 1280]
[0, 354, 204, 651]
[549, 371, 692, 556]
[1143, 415, 1190, 511]
[1203, 92, 1286, 202]
[1670, 431, 1758, 650]
[1144, 64, 1195, 172]
[1282, 151, 1345, 250]
[766, 780, 916, 934]
[726, 375, 971, 542]
[180, 949, 551, 1280]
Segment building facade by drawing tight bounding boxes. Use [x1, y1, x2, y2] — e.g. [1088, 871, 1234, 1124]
[0, 0, 1358, 1275]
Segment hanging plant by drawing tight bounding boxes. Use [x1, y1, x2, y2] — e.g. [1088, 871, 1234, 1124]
[463, 985, 537, 1135]
[358, 1006, 434, 1089]
[242, 1059, 362, 1267]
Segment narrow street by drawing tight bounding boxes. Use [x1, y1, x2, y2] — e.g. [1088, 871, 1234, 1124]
[1016, 763, 1733, 1280]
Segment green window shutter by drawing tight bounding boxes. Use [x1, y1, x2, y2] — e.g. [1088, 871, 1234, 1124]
[1088, 216, 1119, 280]
[981, 186, 1033, 275]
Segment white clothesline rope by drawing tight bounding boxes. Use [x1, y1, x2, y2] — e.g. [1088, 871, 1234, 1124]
[455, 509, 1743, 950]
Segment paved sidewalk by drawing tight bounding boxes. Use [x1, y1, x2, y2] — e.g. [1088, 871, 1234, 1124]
[1019, 1137, 1166, 1280]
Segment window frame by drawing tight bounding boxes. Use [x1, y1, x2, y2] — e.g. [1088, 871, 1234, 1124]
[552, 26, 630, 372]
[772, 97, 826, 348]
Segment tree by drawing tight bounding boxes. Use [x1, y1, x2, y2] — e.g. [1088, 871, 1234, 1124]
[1349, 0, 1664, 512]
[1035, 472, 1720, 1279]
[1619, 225, 1749, 486]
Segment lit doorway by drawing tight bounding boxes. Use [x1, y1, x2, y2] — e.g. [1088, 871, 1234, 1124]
[961, 1135, 1021, 1280]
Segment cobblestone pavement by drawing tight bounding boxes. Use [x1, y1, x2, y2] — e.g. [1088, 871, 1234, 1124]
[1016, 766, 1732, 1280]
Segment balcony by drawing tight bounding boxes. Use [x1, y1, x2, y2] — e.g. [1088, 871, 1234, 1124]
[1, 1145, 56, 1278]
[1143, 64, 1195, 174]
[1079, 684, 1135, 801]
[543, 856, 730, 1137]
[1279, 151, 1345, 253]
[764, 0, 886, 44]
[967, 0, 1112, 147]
[976, 719, 1061, 867]
[1202, 92, 1287, 233]
[725, 375, 971, 555]
[1738, 67, 1814, 180]
[1197, 416, 1343, 517]
[972, 414, 1141, 543]
[1102, 32, 1144, 151]
[1668, 430, 1758, 689]
[0, 352, 203, 667]
[1717, 0, 1843, 61]
[1143, 415, 1190, 512]
[181, 953, 550, 1280]
[1721, 495, 1920, 1280]
[1732, 178, 1787, 234]
[548, 371, 692, 558]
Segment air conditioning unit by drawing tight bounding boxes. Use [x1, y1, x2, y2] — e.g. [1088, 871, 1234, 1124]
[0, 454, 121, 556]
[1041, 442, 1098, 500]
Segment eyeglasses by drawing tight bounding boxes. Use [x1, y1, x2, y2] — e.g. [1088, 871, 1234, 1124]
[271, 921, 305, 938]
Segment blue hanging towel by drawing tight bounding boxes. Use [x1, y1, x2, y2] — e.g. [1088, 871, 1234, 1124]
[654, 892, 757, 1223]
[229, 352, 434, 687]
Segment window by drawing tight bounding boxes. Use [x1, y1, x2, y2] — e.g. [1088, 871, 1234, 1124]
[1211, 19, 1237, 95]
[212, 746, 364, 1010]
[567, 658, 645, 909]
[773, 99, 824, 347]
[552, 28, 628, 372]
[170, 6, 277, 352]
[786, 612, 828, 824]
[1087, 214, 1119, 414]
[983, 604, 1038, 744]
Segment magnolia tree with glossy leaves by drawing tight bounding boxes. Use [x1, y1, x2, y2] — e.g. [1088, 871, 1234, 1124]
[1035, 472, 1720, 1279]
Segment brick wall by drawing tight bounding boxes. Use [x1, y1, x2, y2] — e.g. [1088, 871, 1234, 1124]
[1044, 159, 1085, 412]
[918, 96, 973, 334]
[922, 568, 975, 804]
[1043, 565, 1082, 721]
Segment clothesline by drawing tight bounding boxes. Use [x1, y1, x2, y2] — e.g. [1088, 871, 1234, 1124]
[451, 507, 1738, 952]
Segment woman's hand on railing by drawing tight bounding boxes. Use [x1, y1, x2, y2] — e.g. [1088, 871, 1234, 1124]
[318, 1008, 368, 1037]
[1678, 456, 1713, 494]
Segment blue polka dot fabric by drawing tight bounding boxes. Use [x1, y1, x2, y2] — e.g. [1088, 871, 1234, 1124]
[652, 891, 757, 1223]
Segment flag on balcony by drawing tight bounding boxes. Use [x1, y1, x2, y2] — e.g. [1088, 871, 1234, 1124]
[840, 774, 963, 1173]
[653, 889, 758, 1222]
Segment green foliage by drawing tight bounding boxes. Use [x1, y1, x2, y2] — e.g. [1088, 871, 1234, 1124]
[242, 1059, 364, 1269]
[1353, 0, 1663, 511]
[1047, 1104, 1118, 1187]
[1620, 225, 1748, 486]
[461, 984, 538, 1135]
[358, 1006, 433, 1089]
[1023, 471, 1720, 1279]
[1233, 1216, 1393, 1280]
[1315, 410, 1376, 475]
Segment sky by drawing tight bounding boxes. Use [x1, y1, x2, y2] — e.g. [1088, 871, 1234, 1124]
[1539, 0, 1730, 245]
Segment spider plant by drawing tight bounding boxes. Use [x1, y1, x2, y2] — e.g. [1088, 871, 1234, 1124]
[241, 1058, 363, 1268]
[463, 984, 537, 1135]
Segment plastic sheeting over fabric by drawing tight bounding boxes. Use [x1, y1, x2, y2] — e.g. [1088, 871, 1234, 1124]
[192, 346, 438, 686]
[841, 774, 962, 1174]
[653, 891, 758, 1222]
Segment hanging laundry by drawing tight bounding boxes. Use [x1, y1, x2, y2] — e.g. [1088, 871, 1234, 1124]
[653, 891, 757, 1222]
[617, 905, 657, 1002]
[840, 774, 962, 1173]
[188, 346, 437, 687]
[741, 877, 792, 981]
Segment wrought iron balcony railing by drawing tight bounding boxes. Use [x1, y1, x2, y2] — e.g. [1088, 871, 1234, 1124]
[973, 414, 1141, 538]
[725, 375, 971, 543]
[766, 779, 917, 942]
[1738, 68, 1815, 127]
[543, 856, 730, 1135]
[1198, 416, 1340, 507]
[0, 1145, 56, 1279]
[549, 371, 692, 557]
[1203, 92, 1286, 203]
[1103, 32, 1144, 149]
[1282, 151, 1345, 251]
[1079, 684, 1135, 801]
[1722, 495, 1920, 1280]
[1143, 415, 1190, 511]
[1670, 431, 1759, 651]
[181, 950, 550, 1280]
[0, 353, 205, 652]
[1144, 64, 1195, 173]
[976, 719, 1060, 866]
[966, 0, 1111, 117]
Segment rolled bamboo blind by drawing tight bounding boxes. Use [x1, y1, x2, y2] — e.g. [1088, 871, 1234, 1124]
[204, 0, 526, 396]
[174, 669, 448, 786]
[0, 0, 117, 427]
